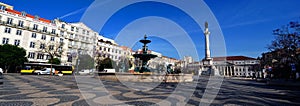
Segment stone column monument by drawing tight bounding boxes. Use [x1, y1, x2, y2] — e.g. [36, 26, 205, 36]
[199, 22, 220, 76]
[204, 21, 212, 65]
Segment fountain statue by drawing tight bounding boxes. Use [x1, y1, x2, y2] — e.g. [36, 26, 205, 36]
[133, 35, 157, 73]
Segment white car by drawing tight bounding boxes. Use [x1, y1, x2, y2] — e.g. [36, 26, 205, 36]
[34, 68, 55, 75]
[79, 69, 95, 75]
[104, 69, 115, 73]
[0, 68, 3, 84]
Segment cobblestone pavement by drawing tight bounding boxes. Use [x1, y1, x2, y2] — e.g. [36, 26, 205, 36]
[0, 74, 300, 106]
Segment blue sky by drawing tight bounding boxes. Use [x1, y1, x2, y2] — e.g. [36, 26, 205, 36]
[2, 0, 300, 60]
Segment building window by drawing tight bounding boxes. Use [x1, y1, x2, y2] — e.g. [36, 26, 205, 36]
[29, 42, 35, 48]
[37, 53, 44, 59]
[16, 30, 22, 35]
[6, 18, 13, 25]
[58, 47, 62, 52]
[71, 26, 74, 31]
[33, 24, 38, 30]
[18, 20, 24, 27]
[60, 38, 64, 43]
[2, 38, 9, 44]
[76, 28, 79, 32]
[51, 29, 56, 34]
[42, 26, 47, 32]
[61, 24, 65, 29]
[14, 40, 20, 46]
[67, 56, 72, 62]
[4, 27, 11, 33]
[99, 47, 102, 50]
[28, 52, 35, 59]
[82, 30, 85, 34]
[41, 35, 46, 40]
[50, 37, 55, 41]
[87, 31, 89, 35]
[31, 33, 37, 38]
[60, 31, 64, 36]
[46, 55, 50, 60]
[49, 45, 54, 50]
[40, 44, 45, 49]
[70, 34, 73, 38]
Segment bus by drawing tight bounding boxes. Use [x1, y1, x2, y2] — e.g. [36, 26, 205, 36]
[20, 63, 74, 75]
[54, 65, 74, 75]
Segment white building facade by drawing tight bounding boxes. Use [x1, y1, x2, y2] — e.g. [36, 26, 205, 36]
[0, 2, 130, 67]
[0, 4, 69, 64]
[212, 56, 260, 77]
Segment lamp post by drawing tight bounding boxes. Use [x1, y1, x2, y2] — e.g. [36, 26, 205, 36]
[76, 58, 80, 75]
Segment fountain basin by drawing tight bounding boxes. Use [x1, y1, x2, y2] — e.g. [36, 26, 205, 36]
[97, 72, 193, 82]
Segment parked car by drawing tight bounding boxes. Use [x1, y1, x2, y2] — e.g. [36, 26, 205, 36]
[34, 68, 55, 75]
[0, 68, 3, 74]
[0, 68, 3, 84]
[104, 68, 115, 73]
[79, 69, 94, 75]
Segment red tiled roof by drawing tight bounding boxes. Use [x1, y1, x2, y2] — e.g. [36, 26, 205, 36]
[213, 56, 256, 61]
[26, 14, 35, 18]
[5, 8, 51, 24]
[39, 18, 50, 23]
[6, 9, 21, 15]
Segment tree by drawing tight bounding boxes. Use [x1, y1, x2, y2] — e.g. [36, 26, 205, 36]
[268, 22, 300, 61]
[117, 57, 133, 72]
[48, 58, 61, 65]
[0, 44, 28, 73]
[267, 21, 300, 64]
[263, 20, 300, 79]
[97, 58, 116, 72]
[36, 40, 65, 75]
[77, 54, 94, 71]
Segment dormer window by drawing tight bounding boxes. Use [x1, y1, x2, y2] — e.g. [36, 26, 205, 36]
[0, 5, 6, 10]
[34, 15, 39, 20]
[21, 11, 27, 16]
[51, 20, 55, 24]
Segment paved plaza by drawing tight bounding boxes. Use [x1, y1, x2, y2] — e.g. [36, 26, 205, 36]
[0, 74, 300, 106]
